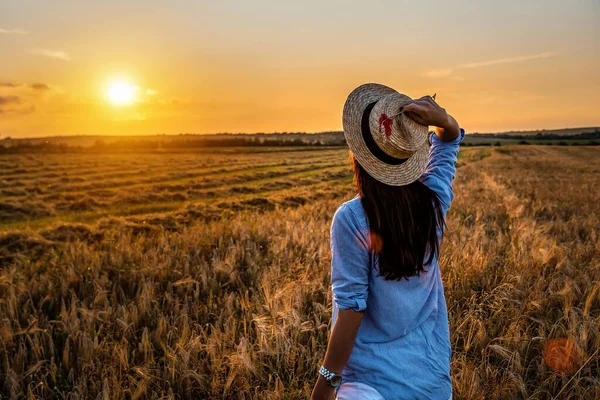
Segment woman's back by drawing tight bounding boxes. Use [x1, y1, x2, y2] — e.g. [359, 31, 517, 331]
[331, 197, 451, 399]
[330, 129, 464, 399]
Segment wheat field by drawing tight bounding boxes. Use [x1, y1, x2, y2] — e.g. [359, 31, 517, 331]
[1, 145, 599, 399]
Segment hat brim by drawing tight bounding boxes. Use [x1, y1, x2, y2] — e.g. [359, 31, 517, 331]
[342, 83, 430, 186]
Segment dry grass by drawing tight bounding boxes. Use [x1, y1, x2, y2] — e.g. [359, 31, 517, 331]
[0, 145, 599, 399]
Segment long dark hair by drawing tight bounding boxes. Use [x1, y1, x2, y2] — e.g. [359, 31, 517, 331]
[352, 155, 445, 281]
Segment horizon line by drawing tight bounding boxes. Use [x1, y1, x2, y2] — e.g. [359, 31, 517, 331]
[3, 126, 599, 141]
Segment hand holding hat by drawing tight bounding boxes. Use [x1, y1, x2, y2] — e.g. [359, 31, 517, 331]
[403, 96, 460, 142]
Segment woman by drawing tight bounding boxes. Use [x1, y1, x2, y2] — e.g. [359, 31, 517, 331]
[311, 83, 464, 400]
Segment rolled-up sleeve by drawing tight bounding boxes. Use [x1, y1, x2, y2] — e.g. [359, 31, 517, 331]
[419, 128, 465, 214]
[330, 203, 370, 312]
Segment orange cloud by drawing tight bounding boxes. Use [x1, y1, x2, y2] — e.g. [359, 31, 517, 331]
[0, 96, 21, 105]
[27, 48, 71, 61]
[423, 52, 559, 78]
[0, 28, 28, 34]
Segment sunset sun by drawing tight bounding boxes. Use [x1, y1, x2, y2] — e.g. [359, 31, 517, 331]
[107, 81, 137, 106]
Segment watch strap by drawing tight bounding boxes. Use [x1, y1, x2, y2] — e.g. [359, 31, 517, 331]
[319, 365, 342, 388]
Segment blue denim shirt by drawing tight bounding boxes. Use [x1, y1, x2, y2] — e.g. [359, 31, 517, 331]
[331, 129, 465, 399]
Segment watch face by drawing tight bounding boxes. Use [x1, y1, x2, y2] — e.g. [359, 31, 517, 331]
[330, 375, 342, 387]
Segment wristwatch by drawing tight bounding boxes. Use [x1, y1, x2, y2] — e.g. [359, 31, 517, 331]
[319, 365, 342, 388]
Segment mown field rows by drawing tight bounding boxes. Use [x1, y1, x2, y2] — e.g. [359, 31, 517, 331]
[0, 148, 350, 227]
[0, 149, 344, 184]
[0, 145, 598, 399]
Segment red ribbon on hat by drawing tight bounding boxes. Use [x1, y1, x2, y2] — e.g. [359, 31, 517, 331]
[378, 114, 393, 137]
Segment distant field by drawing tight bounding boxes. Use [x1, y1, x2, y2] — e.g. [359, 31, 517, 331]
[1, 145, 599, 399]
[0, 147, 349, 231]
[2, 126, 598, 150]
[461, 137, 600, 146]
[469, 127, 600, 137]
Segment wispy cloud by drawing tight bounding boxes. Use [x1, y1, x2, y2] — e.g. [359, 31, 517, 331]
[462, 52, 559, 69]
[0, 28, 28, 34]
[30, 83, 51, 91]
[0, 84, 50, 116]
[423, 52, 559, 78]
[0, 96, 21, 105]
[0, 82, 24, 88]
[27, 48, 71, 61]
[0, 82, 51, 91]
[0, 105, 35, 116]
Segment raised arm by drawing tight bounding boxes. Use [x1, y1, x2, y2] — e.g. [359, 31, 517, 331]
[406, 96, 464, 214]
[402, 96, 460, 142]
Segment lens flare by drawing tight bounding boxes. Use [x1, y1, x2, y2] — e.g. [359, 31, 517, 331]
[543, 338, 583, 375]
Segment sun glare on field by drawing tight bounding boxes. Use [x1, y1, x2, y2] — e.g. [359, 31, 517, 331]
[107, 81, 137, 106]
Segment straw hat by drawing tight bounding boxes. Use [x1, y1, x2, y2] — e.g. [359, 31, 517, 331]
[342, 83, 430, 186]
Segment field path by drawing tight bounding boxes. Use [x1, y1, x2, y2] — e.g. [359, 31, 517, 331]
[480, 170, 560, 270]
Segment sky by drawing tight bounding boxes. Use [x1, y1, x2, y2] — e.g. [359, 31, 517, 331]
[0, 0, 599, 138]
